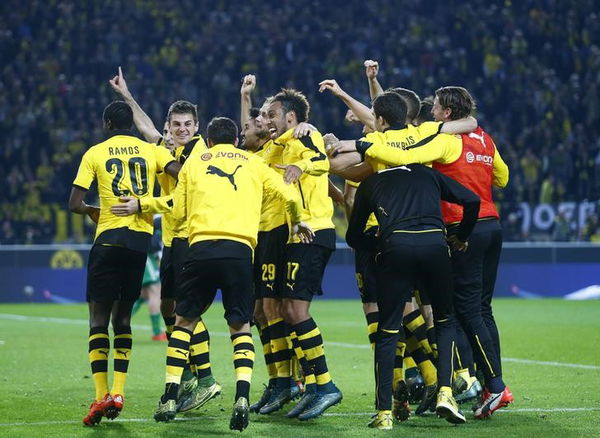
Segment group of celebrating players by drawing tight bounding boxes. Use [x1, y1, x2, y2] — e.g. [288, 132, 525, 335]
[69, 59, 513, 432]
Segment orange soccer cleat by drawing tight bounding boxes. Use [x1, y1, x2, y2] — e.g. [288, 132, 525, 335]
[83, 393, 112, 426]
[105, 394, 124, 420]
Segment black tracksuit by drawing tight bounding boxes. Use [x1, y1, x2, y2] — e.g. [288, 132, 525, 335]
[346, 164, 480, 411]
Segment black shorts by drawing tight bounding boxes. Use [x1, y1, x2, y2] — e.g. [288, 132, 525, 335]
[283, 243, 333, 301]
[354, 227, 378, 303]
[254, 224, 289, 299]
[160, 237, 189, 300]
[175, 240, 254, 325]
[86, 244, 146, 303]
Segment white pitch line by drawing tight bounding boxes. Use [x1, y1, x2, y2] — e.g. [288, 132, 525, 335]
[1, 313, 599, 370]
[1, 408, 599, 427]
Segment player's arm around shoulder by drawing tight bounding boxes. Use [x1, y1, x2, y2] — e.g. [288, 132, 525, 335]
[290, 130, 330, 176]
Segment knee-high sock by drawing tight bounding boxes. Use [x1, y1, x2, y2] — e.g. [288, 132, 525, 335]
[365, 311, 379, 350]
[268, 318, 292, 380]
[406, 335, 437, 386]
[111, 325, 132, 396]
[393, 338, 407, 392]
[231, 333, 255, 400]
[88, 326, 110, 401]
[257, 323, 277, 382]
[163, 316, 176, 339]
[163, 326, 192, 401]
[190, 320, 212, 380]
[289, 331, 316, 390]
[404, 310, 434, 360]
[292, 318, 333, 390]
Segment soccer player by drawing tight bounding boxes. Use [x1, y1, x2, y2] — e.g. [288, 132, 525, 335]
[430, 86, 513, 417]
[240, 76, 303, 414]
[346, 159, 480, 429]
[109, 68, 220, 412]
[69, 101, 180, 426]
[152, 117, 312, 431]
[266, 89, 343, 420]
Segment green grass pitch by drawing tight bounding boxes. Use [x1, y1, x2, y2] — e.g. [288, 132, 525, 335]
[1, 299, 599, 437]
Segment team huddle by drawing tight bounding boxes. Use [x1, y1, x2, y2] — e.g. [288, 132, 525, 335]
[69, 60, 513, 431]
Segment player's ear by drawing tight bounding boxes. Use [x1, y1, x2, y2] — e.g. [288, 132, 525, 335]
[233, 137, 239, 147]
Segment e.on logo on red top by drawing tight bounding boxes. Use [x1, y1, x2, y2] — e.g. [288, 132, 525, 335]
[465, 150, 492, 165]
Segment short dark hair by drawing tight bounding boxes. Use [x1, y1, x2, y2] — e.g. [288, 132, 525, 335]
[207, 117, 238, 145]
[103, 101, 133, 130]
[167, 100, 198, 124]
[373, 92, 407, 127]
[249, 107, 260, 118]
[387, 87, 421, 122]
[414, 96, 435, 125]
[272, 88, 310, 122]
[435, 86, 475, 120]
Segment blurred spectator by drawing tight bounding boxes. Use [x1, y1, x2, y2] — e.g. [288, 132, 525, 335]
[0, 0, 598, 243]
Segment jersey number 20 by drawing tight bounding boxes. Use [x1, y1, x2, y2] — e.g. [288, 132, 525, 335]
[105, 157, 148, 196]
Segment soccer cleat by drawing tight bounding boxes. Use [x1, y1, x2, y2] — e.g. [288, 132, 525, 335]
[154, 398, 177, 422]
[229, 397, 249, 432]
[392, 380, 411, 422]
[259, 379, 301, 414]
[287, 389, 316, 418]
[473, 386, 513, 419]
[455, 379, 483, 404]
[368, 410, 393, 430]
[405, 368, 425, 403]
[82, 393, 112, 426]
[453, 371, 469, 394]
[177, 372, 198, 401]
[177, 381, 221, 413]
[297, 387, 343, 421]
[250, 383, 273, 413]
[415, 383, 437, 415]
[436, 390, 466, 424]
[104, 394, 124, 420]
[152, 333, 168, 341]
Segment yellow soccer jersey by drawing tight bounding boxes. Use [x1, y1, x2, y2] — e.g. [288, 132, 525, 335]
[151, 135, 207, 246]
[172, 143, 302, 250]
[72, 130, 176, 252]
[357, 122, 462, 170]
[255, 140, 288, 232]
[276, 128, 334, 239]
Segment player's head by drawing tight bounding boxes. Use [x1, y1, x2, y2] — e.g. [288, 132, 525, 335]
[103, 101, 133, 131]
[387, 87, 421, 124]
[207, 117, 238, 148]
[241, 108, 271, 151]
[167, 100, 199, 146]
[372, 92, 407, 132]
[433, 86, 475, 122]
[162, 121, 175, 151]
[413, 96, 435, 126]
[267, 88, 310, 137]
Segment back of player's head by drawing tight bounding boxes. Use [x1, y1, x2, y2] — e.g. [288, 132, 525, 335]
[414, 96, 435, 126]
[207, 117, 238, 145]
[435, 86, 475, 120]
[373, 92, 408, 127]
[272, 88, 310, 122]
[103, 101, 133, 130]
[387, 88, 421, 122]
[167, 100, 198, 124]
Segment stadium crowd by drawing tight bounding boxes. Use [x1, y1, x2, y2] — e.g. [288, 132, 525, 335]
[1, 0, 599, 244]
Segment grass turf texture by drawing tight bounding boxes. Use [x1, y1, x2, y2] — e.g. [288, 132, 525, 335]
[0, 299, 599, 437]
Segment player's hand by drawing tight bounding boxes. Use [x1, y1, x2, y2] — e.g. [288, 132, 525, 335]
[109, 66, 131, 98]
[448, 235, 469, 252]
[240, 74, 256, 96]
[364, 60, 379, 80]
[293, 122, 317, 138]
[323, 133, 340, 157]
[111, 196, 140, 216]
[275, 164, 303, 184]
[318, 79, 344, 97]
[292, 221, 315, 244]
[328, 183, 345, 206]
[86, 206, 100, 224]
[344, 109, 360, 124]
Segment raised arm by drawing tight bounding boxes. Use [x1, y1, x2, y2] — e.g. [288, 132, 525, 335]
[109, 66, 162, 143]
[364, 60, 384, 100]
[240, 74, 256, 128]
[319, 79, 376, 131]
